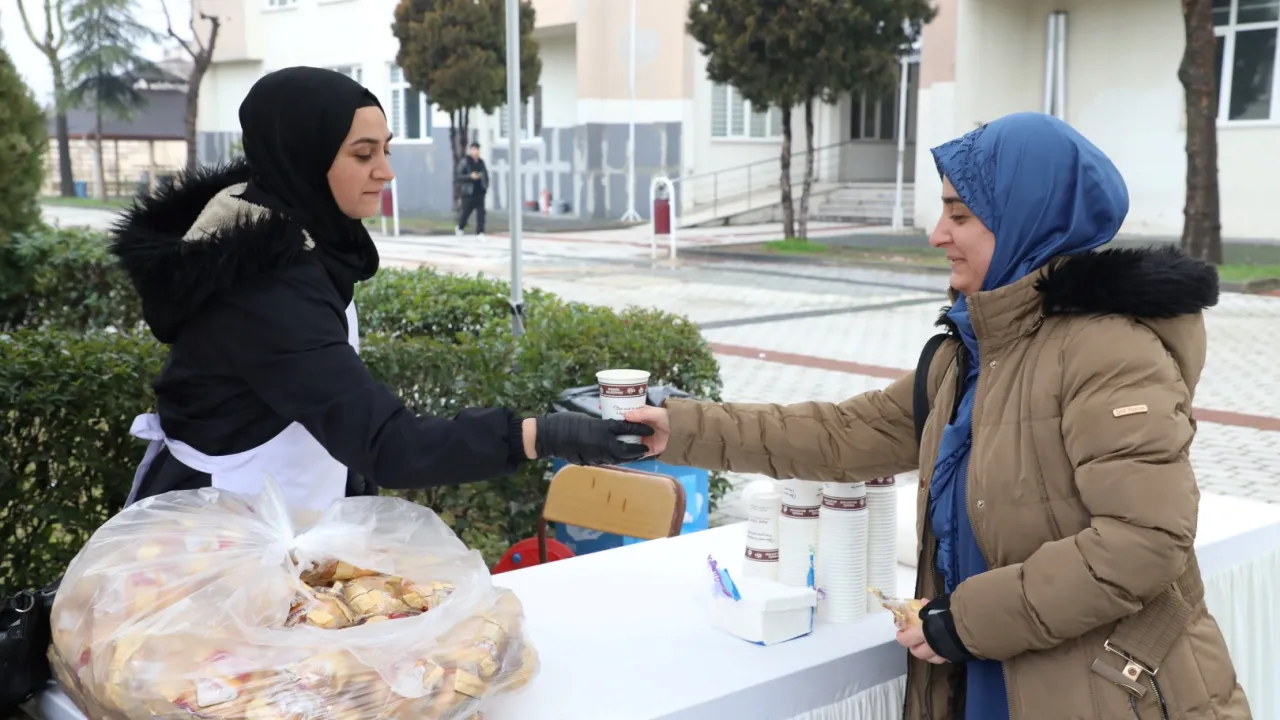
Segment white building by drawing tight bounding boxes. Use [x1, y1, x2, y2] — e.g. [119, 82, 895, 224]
[915, 0, 1280, 239]
[193, 0, 915, 222]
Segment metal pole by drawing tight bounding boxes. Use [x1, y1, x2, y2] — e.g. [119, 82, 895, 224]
[505, 0, 524, 337]
[1053, 12, 1067, 120]
[891, 55, 910, 232]
[1042, 13, 1056, 115]
[620, 0, 641, 222]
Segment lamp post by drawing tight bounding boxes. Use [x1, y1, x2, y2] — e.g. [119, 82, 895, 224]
[504, 0, 524, 337]
[620, 0, 641, 222]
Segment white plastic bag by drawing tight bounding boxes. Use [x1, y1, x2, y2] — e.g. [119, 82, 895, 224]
[48, 479, 538, 719]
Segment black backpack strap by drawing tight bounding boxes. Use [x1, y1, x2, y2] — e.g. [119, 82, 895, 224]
[913, 333, 952, 446]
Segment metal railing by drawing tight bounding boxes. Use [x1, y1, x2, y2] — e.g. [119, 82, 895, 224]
[671, 139, 856, 218]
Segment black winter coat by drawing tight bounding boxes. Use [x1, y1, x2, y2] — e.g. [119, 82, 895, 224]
[111, 160, 525, 502]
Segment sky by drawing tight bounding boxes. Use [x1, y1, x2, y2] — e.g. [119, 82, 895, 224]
[2, 0, 191, 105]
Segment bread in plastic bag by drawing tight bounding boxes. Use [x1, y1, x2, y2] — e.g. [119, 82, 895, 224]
[48, 479, 539, 719]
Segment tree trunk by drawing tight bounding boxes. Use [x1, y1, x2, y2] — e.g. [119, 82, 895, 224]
[184, 62, 208, 171]
[797, 97, 816, 241]
[1178, 0, 1223, 264]
[449, 112, 461, 211]
[779, 107, 796, 240]
[92, 100, 106, 202]
[52, 69, 75, 197]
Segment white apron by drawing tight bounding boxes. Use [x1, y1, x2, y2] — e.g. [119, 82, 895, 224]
[126, 301, 362, 512]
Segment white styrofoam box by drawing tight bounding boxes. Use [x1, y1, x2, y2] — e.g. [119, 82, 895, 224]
[710, 577, 817, 646]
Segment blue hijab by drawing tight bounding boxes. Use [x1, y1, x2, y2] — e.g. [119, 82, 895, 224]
[926, 113, 1128, 719]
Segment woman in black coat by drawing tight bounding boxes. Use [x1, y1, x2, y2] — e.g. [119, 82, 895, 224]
[111, 67, 648, 511]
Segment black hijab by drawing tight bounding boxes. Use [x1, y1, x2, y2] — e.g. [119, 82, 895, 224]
[237, 67, 383, 297]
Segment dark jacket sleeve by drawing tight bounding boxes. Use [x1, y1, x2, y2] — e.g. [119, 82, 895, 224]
[456, 158, 473, 182]
[205, 261, 527, 490]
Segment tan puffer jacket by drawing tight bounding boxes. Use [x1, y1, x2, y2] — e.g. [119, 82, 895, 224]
[659, 248, 1250, 720]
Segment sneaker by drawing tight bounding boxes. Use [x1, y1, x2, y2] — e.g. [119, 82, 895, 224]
[455, 227, 464, 237]
[477, 233, 486, 243]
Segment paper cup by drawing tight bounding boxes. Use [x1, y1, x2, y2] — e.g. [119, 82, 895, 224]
[598, 369, 650, 443]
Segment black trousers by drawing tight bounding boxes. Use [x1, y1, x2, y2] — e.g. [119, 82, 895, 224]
[458, 192, 486, 233]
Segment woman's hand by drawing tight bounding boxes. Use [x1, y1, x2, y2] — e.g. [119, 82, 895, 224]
[895, 600, 949, 664]
[624, 406, 669, 457]
[531, 412, 653, 466]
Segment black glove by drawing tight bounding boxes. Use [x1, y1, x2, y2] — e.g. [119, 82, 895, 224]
[534, 412, 654, 466]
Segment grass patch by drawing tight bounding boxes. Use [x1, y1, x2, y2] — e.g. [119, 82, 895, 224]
[1216, 264, 1280, 284]
[764, 238, 831, 254]
[40, 196, 131, 209]
[363, 216, 460, 235]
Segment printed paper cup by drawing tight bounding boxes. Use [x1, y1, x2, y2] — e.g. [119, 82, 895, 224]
[597, 369, 650, 443]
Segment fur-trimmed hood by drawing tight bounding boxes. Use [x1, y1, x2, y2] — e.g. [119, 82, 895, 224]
[939, 246, 1219, 328]
[1035, 245, 1219, 318]
[111, 159, 312, 343]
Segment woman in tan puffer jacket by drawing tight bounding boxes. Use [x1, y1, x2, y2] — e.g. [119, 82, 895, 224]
[627, 113, 1249, 720]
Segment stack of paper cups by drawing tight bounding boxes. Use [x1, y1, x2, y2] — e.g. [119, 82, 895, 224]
[865, 477, 899, 614]
[816, 482, 869, 624]
[743, 483, 781, 580]
[777, 479, 822, 587]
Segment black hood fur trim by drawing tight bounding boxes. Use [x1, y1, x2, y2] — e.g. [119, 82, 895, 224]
[1036, 246, 1219, 318]
[934, 246, 1219, 334]
[110, 159, 310, 343]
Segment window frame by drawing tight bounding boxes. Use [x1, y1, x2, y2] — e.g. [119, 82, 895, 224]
[709, 84, 785, 141]
[1214, 0, 1280, 125]
[326, 65, 363, 85]
[497, 85, 543, 142]
[388, 65, 434, 143]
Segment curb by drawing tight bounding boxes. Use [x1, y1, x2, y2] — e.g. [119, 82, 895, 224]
[679, 246, 952, 276]
[686, 247, 1280, 294]
[1221, 277, 1280, 295]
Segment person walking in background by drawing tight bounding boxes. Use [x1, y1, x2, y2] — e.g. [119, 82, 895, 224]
[456, 141, 489, 240]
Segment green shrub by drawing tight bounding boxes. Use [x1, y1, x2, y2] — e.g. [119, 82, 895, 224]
[0, 329, 164, 595]
[355, 267, 552, 339]
[1, 256, 726, 593]
[0, 46, 45, 250]
[0, 226, 142, 332]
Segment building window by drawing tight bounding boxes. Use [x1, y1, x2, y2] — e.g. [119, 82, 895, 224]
[710, 84, 784, 139]
[327, 65, 363, 85]
[498, 86, 543, 140]
[852, 87, 899, 141]
[1214, 0, 1280, 121]
[851, 62, 918, 142]
[388, 65, 432, 140]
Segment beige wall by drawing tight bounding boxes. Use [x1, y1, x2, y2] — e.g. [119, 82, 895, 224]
[554, 0, 692, 101]
[920, 0, 957, 88]
[196, 0, 253, 63]
[43, 138, 186, 196]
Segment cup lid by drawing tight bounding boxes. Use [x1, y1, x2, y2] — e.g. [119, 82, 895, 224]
[596, 369, 650, 384]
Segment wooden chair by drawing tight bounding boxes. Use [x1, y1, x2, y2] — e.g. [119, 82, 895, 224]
[537, 465, 687, 564]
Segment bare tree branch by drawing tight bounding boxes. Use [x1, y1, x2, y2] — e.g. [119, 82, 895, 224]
[160, 0, 198, 59]
[54, 0, 67, 53]
[15, 0, 49, 56]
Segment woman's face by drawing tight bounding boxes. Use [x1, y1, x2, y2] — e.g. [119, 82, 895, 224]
[327, 106, 395, 219]
[929, 177, 996, 296]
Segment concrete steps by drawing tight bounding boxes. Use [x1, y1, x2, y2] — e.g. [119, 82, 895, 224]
[812, 183, 914, 224]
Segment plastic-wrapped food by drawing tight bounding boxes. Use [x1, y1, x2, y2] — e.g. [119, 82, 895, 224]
[867, 587, 924, 630]
[48, 480, 538, 719]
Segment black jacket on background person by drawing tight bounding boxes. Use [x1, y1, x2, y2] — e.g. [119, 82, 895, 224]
[456, 156, 489, 197]
[112, 159, 523, 501]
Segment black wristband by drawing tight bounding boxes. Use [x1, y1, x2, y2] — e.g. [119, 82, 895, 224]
[921, 594, 978, 663]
